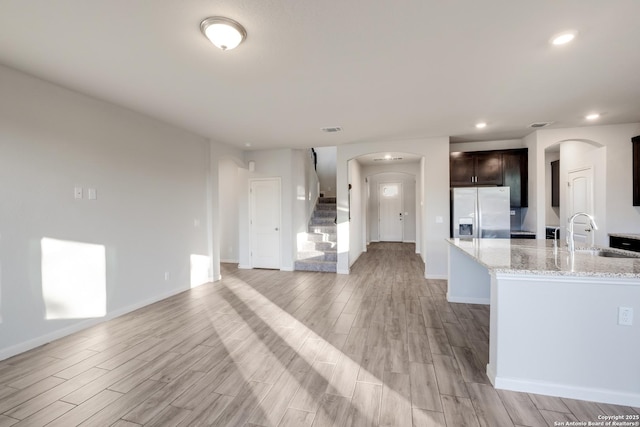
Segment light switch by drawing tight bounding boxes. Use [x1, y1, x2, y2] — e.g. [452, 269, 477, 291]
[74, 187, 83, 199]
[88, 188, 97, 200]
[436, 216, 443, 223]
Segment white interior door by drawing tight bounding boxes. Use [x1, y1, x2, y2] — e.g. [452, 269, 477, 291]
[250, 178, 281, 269]
[379, 183, 403, 242]
[567, 167, 594, 245]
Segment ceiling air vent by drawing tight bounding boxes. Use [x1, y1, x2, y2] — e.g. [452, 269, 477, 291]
[529, 121, 553, 128]
[321, 126, 343, 133]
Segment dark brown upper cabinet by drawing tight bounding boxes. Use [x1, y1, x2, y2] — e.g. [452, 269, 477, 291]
[503, 149, 528, 208]
[633, 135, 640, 206]
[450, 148, 528, 207]
[551, 160, 560, 207]
[450, 151, 502, 186]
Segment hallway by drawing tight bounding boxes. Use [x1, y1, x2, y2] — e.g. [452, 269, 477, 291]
[0, 243, 637, 426]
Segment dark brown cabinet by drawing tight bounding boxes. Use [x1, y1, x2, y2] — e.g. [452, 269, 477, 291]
[450, 151, 502, 186]
[633, 136, 640, 206]
[610, 235, 640, 253]
[551, 160, 560, 207]
[450, 148, 528, 207]
[502, 149, 528, 208]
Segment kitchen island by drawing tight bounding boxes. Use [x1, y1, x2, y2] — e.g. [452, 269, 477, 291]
[447, 238, 640, 407]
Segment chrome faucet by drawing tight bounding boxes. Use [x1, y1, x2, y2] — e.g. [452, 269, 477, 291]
[567, 212, 598, 252]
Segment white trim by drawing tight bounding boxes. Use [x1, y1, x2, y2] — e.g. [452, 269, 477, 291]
[493, 376, 640, 408]
[425, 273, 447, 280]
[280, 266, 294, 272]
[337, 267, 350, 275]
[494, 271, 640, 286]
[446, 294, 490, 305]
[403, 239, 416, 243]
[0, 286, 189, 362]
[220, 259, 238, 263]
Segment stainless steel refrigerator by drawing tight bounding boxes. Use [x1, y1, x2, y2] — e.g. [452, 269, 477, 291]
[452, 187, 510, 238]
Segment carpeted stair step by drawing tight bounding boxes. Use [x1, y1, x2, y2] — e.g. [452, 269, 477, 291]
[294, 259, 337, 273]
[314, 210, 336, 218]
[316, 203, 337, 211]
[297, 250, 337, 262]
[310, 217, 336, 226]
[318, 197, 336, 203]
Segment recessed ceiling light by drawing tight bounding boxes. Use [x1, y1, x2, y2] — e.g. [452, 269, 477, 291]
[551, 30, 577, 46]
[245, 143, 252, 147]
[585, 113, 600, 120]
[475, 122, 487, 129]
[384, 154, 392, 159]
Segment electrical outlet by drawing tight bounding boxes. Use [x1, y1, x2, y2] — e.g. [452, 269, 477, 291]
[164, 272, 170, 281]
[618, 307, 633, 326]
[74, 186, 83, 199]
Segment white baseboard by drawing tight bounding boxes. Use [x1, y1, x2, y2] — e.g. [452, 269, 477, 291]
[403, 239, 416, 243]
[425, 273, 448, 280]
[220, 258, 238, 263]
[280, 266, 294, 272]
[0, 286, 190, 362]
[493, 375, 640, 408]
[337, 268, 350, 275]
[446, 293, 490, 305]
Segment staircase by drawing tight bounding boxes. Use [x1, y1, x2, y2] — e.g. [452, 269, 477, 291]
[294, 197, 337, 273]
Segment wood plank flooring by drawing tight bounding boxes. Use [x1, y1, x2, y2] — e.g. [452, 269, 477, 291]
[1, 242, 638, 426]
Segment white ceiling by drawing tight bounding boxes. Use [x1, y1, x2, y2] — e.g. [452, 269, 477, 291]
[1, 1, 639, 151]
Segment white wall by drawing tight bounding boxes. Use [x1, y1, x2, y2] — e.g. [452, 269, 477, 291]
[240, 148, 316, 271]
[219, 158, 241, 262]
[0, 65, 211, 359]
[348, 159, 364, 266]
[315, 146, 337, 197]
[337, 137, 449, 278]
[525, 123, 640, 242]
[363, 165, 418, 244]
[293, 149, 319, 258]
[450, 139, 524, 152]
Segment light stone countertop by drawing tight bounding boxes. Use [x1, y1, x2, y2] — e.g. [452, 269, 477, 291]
[447, 238, 640, 278]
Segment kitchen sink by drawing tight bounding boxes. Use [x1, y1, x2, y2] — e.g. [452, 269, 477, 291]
[576, 248, 640, 258]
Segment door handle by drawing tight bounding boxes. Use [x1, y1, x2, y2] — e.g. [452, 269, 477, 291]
[585, 228, 591, 232]
[275, 227, 279, 231]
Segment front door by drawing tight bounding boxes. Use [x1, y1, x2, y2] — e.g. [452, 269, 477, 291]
[379, 182, 403, 242]
[250, 178, 281, 269]
[567, 166, 594, 245]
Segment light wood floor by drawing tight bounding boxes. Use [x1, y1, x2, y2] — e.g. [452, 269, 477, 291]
[1, 243, 638, 426]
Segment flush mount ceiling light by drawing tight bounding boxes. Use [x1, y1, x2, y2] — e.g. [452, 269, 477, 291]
[585, 113, 600, 120]
[475, 122, 487, 129]
[551, 30, 577, 46]
[200, 17, 247, 51]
